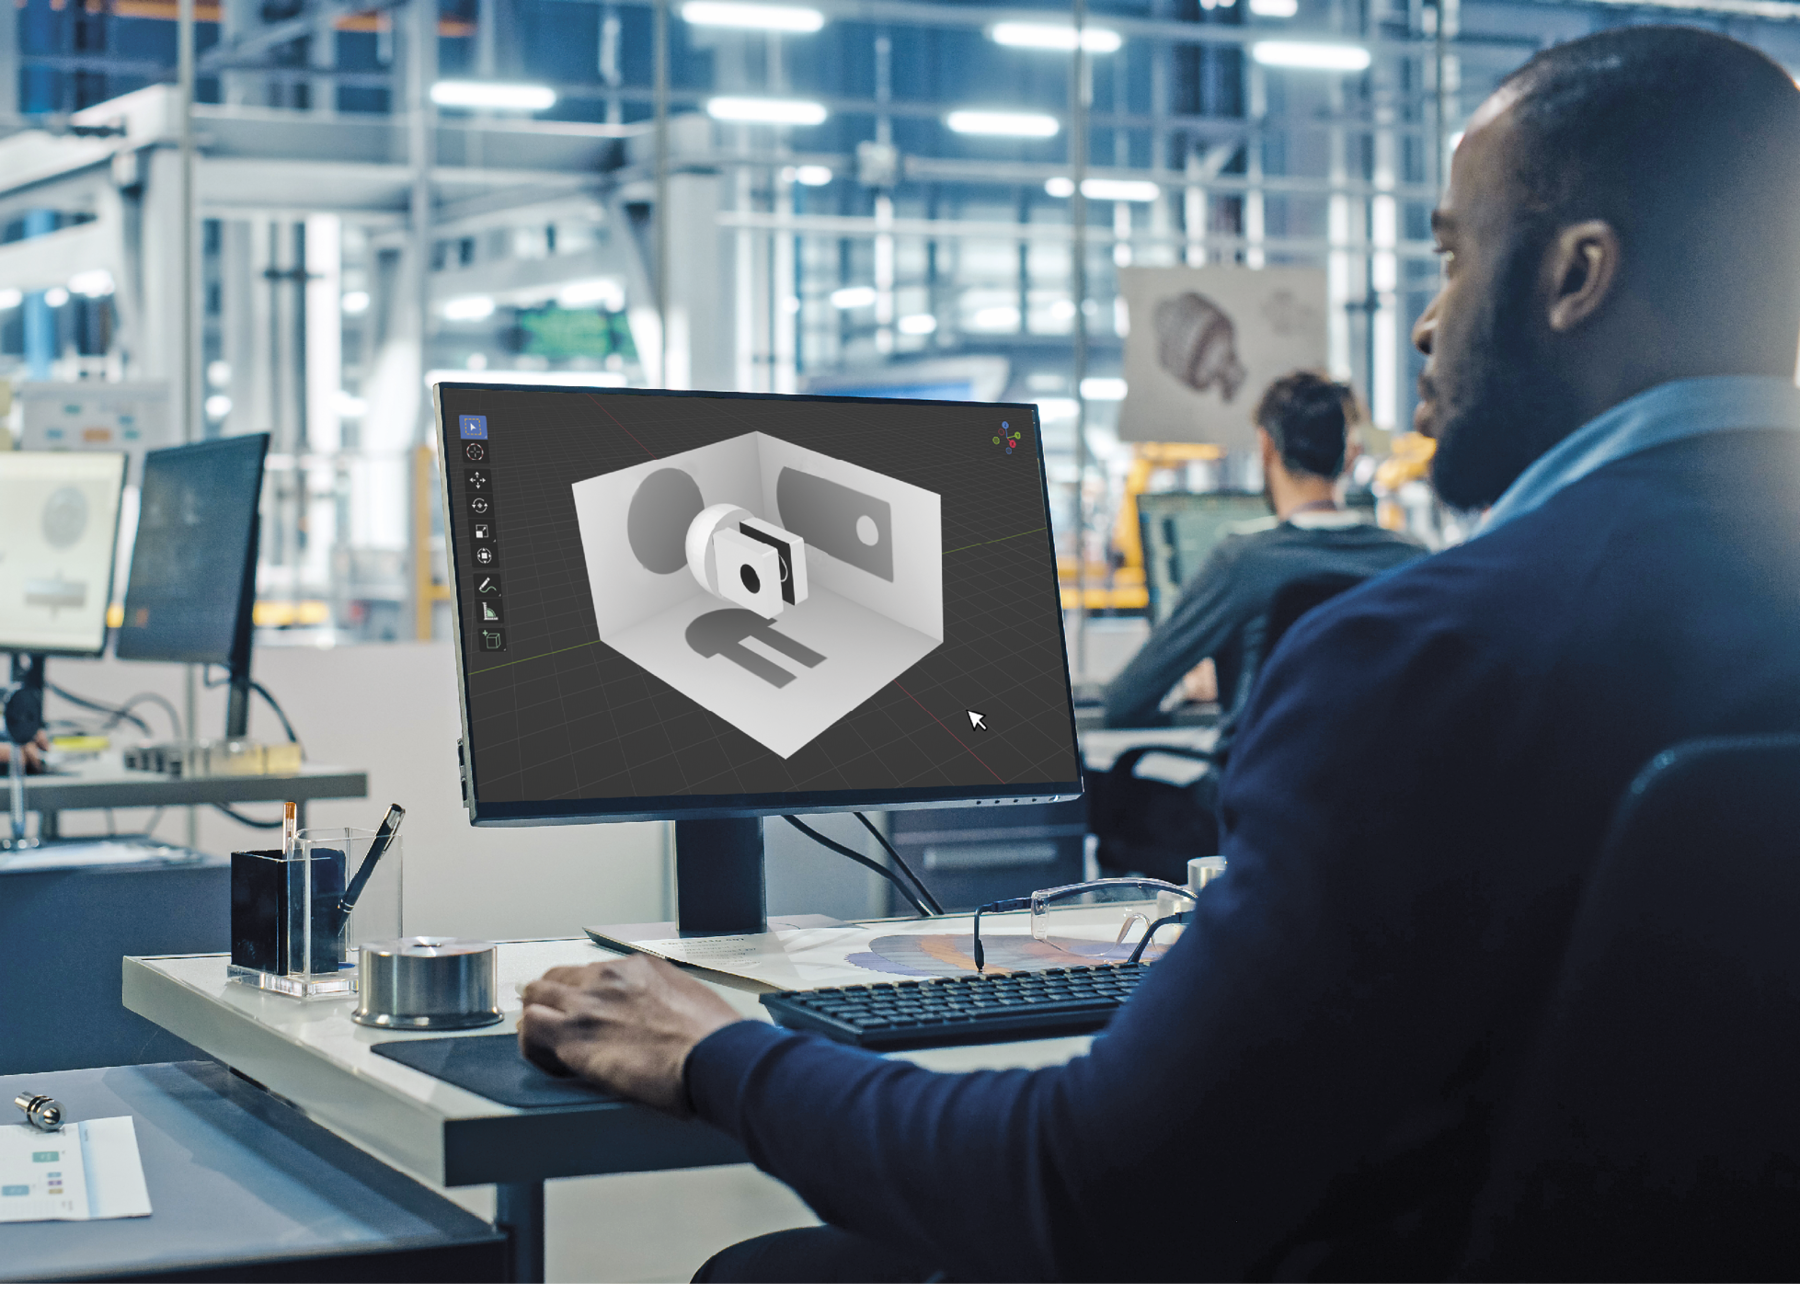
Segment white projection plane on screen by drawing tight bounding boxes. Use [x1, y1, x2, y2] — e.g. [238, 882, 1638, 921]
[572, 432, 942, 758]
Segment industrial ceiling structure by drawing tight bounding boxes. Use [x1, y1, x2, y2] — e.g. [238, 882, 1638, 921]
[3, 0, 1799, 636]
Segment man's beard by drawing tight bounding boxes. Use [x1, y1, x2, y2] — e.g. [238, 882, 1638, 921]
[1428, 233, 1583, 511]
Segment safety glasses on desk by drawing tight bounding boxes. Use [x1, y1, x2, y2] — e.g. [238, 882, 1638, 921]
[972, 878, 1197, 973]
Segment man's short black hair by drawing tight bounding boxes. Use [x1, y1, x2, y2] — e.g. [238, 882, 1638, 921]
[1253, 371, 1357, 480]
[1498, 27, 1800, 310]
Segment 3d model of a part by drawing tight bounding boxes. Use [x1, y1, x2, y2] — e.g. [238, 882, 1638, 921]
[686, 503, 810, 620]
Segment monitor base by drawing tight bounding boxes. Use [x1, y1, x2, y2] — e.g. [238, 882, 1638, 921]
[675, 817, 767, 936]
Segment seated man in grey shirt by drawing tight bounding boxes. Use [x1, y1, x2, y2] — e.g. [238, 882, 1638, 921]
[1103, 371, 1426, 729]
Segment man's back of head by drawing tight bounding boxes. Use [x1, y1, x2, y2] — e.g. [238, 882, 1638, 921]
[1414, 27, 1800, 509]
[1254, 371, 1356, 483]
[1501, 27, 1800, 332]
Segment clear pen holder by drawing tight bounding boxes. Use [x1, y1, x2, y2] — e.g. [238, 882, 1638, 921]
[227, 827, 404, 999]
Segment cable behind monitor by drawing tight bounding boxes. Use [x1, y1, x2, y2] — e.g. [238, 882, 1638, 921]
[783, 815, 935, 919]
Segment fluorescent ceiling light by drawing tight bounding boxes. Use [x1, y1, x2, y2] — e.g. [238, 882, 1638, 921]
[1251, 40, 1371, 71]
[970, 304, 1022, 330]
[830, 285, 877, 309]
[681, 1, 824, 30]
[204, 394, 232, 420]
[0, 288, 21, 310]
[897, 313, 938, 335]
[69, 269, 114, 298]
[1249, 0, 1299, 13]
[341, 290, 370, 315]
[1037, 397, 1080, 421]
[443, 295, 496, 322]
[785, 164, 833, 186]
[557, 278, 625, 310]
[707, 96, 828, 125]
[1080, 376, 1127, 400]
[332, 391, 368, 418]
[1045, 176, 1160, 202]
[431, 80, 557, 111]
[43, 287, 69, 308]
[989, 22, 1122, 53]
[946, 110, 1060, 138]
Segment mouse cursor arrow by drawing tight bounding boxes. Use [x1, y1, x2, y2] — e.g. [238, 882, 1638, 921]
[967, 710, 987, 731]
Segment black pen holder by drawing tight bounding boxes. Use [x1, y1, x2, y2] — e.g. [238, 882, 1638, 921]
[227, 827, 405, 998]
[228, 846, 351, 997]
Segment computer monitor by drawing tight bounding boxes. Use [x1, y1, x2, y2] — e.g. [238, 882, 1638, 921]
[1138, 491, 1271, 624]
[436, 384, 1083, 933]
[115, 433, 270, 737]
[0, 450, 129, 659]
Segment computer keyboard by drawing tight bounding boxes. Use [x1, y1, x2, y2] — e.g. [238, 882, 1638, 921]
[761, 962, 1150, 1050]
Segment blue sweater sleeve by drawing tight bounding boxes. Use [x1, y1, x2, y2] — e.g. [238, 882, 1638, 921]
[683, 567, 1535, 1280]
[1102, 539, 1244, 727]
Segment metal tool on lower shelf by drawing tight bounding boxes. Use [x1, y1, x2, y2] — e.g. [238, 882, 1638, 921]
[124, 740, 302, 778]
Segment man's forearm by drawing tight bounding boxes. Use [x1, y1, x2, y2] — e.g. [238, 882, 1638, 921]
[685, 1020, 1070, 1281]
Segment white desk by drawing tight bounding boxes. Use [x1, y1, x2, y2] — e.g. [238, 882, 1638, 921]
[124, 938, 1091, 1281]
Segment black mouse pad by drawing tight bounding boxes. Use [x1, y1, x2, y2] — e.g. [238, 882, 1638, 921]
[370, 1033, 618, 1108]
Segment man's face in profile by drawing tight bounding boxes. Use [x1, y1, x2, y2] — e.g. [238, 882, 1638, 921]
[1411, 90, 1580, 510]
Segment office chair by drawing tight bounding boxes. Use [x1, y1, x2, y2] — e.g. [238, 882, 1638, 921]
[1224, 571, 1371, 720]
[1090, 571, 1370, 883]
[1462, 733, 1800, 1279]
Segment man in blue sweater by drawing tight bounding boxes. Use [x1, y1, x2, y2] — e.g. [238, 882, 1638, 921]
[520, 27, 1800, 1279]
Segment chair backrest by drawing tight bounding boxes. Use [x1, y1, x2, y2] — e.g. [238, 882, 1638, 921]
[1462, 733, 1800, 1279]
[1227, 571, 1371, 723]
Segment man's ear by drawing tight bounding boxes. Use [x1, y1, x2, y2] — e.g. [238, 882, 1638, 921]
[1543, 219, 1623, 333]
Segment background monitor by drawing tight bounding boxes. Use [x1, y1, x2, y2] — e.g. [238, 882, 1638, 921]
[1139, 491, 1272, 624]
[115, 434, 269, 736]
[0, 450, 128, 657]
[437, 384, 1082, 929]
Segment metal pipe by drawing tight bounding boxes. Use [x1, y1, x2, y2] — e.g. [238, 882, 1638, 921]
[179, 0, 199, 842]
[654, 0, 671, 387]
[1070, 0, 1089, 681]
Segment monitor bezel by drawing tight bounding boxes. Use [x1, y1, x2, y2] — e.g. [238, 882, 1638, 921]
[0, 450, 129, 659]
[434, 381, 1084, 827]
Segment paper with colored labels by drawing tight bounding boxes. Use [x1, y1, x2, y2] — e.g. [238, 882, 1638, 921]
[0, 1117, 151, 1222]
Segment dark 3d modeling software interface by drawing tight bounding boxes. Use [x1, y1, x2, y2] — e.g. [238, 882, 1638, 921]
[440, 385, 1078, 810]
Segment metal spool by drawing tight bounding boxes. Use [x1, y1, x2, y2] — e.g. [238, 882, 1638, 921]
[352, 936, 504, 1031]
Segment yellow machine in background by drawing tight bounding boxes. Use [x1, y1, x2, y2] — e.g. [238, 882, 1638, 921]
[1059, 442, 1224, 611]
[1374, 432, 1437, 533]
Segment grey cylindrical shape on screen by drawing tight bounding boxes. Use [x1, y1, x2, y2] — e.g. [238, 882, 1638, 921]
[353, 936, 504, 1030]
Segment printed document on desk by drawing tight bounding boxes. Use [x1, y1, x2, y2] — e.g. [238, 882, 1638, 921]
[0, 1118, 152, 1223]
[595, 913, 1041, 991]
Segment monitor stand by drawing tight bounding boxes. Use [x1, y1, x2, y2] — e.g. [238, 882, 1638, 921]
[674, 817, 767, 935]
[223, 663, 253, 740]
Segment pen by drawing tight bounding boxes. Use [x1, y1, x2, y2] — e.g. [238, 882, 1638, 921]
[281, 801, 298, 860]
[335, 803, 405, 932]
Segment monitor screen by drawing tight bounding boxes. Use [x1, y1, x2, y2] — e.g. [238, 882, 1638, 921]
[437, 384, 1082, 824]
[0, 451, 128, 657]
[115, 434, 269, 666]
[1139, 491, 1271, 624]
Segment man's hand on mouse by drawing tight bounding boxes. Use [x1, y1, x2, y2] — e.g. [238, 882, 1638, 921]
[518, 955, 742, 1115]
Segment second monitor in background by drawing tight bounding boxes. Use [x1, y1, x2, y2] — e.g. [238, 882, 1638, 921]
[1138, 491, 1271, 625]
[115, 434, 270, 739]
[0, 451, 129, 743]
[0, 451, 129, 661]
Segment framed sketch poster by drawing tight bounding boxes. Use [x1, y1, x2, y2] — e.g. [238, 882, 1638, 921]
[1117, 265, 1328, 453]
